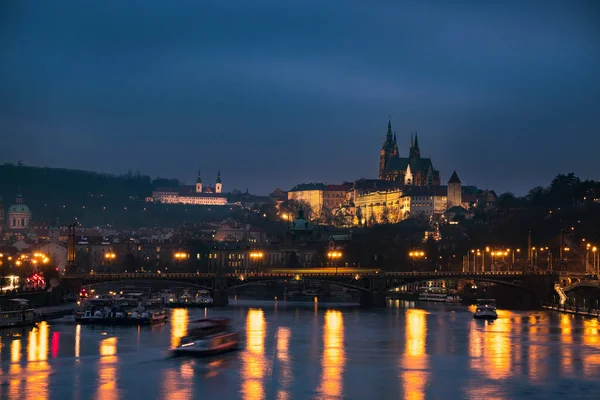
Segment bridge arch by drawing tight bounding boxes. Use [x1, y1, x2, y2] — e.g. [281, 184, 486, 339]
[230, 277, 371, 293]
[386, 276, 534, 295]
[82, 279, 212, 291]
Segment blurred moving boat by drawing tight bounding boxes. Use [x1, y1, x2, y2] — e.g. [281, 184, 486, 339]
[172, 317, 240, 357]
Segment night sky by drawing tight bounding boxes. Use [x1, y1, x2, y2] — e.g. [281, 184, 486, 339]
[1, 1, 599, 195]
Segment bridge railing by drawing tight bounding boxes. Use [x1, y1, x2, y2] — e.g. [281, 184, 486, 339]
[63, 270, 531, 280]
[384, 271, 524, 277]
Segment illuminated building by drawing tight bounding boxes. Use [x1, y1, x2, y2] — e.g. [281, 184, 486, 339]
[287, 183, 353, 219]
[150, 170, 226, 206]
[287, 183, 326, 217]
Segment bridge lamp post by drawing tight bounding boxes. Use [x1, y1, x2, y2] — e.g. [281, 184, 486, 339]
[467, 250, 477, 272]
[327, 251, 342, 274]
[104, 252, 116, 274]
[249, 251, 264, 273]
[593, 247, 598, 275]
[409, 251, 425, 272]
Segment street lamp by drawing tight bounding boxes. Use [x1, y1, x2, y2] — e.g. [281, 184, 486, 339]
[327, 251, 343, 274]
[249, 251, 264, 272]
[104, 252, 116, 273]
[409, 251, 425, 272]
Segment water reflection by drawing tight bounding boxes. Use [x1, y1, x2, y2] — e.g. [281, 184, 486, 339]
[470, 318, 513, 378]
[11, 339, 21, 363]
[241, 308, 267, 400]
[583, 319, 600, 377]
[171, 308, 189, 349]
[14, 322, 50, 400]
[559, 314, 573, 377]
[317, 310, 345, 400]
[276, 327, 292, 400]
[75, 324, 81, 358]
[401, 309, 427, 400]
[96, 337, 118, 400]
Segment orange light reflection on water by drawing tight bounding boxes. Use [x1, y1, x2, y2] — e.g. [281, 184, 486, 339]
[317, 310, 345, 400]
[276, 327, 292, 400]
[25, 322, 50, 400]
[401, 309, 427, 400]
[582, 318, 600, 377]
[241, 308, 267, 400]
[96, 337, 118, 400]
[170, 308, 189, 348]
[559, 313, 573, 377]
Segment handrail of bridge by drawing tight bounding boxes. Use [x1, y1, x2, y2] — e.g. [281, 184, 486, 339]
[384, 271, 524, 276]
[62, 270, 533, 280]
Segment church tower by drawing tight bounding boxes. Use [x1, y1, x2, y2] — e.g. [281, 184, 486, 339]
[447, 170, 462, 209]
[379, 119, 397, 179]
[215, 171, 222, 193]
[409, 132, 421, 159]
[195, 169, 203, 193]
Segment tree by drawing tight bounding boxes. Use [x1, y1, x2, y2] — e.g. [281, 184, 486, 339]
[380, 205, 390, 224]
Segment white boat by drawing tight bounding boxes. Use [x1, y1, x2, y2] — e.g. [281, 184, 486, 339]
[0, 299, 42, 329]
[172, 318, 240, 357]
[473, 299, 498, 320]
[197, 290, 214, 306]
[418, 291, 447, 302]
[445, 295, 462, 303]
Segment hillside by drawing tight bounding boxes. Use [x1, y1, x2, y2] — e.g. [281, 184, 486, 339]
[0, 164, 236, 228]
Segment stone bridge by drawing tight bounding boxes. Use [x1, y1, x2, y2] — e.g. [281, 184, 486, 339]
[61, 268, 559, 307]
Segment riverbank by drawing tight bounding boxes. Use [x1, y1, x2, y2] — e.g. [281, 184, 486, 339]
[542, 304, 600, 319]
[37, 303, 76, 320]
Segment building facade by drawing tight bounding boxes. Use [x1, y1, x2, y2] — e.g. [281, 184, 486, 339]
[378, 120, 441, 186]
[151, 170, 227, 206]
[7, 194, 32, 230]
[400, 186, 448, 219]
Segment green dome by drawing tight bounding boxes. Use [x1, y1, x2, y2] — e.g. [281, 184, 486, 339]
[8, 204, 30, 213]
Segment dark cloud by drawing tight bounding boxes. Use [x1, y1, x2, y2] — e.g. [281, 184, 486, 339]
[1, 0, 598, 195]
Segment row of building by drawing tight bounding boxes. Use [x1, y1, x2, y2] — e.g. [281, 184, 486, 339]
[285, 120, 497, 225]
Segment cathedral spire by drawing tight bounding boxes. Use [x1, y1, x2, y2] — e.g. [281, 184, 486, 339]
[196, 169, 202, 183]
[409, 132, 420, 159]
[386, 118, 393, 140]
[216, 170, 222, 184]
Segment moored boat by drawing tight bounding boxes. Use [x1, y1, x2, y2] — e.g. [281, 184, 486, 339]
[0, 299, 42, 329]
[172, 317, 240, 357]
[473, 299, 498, 320]
[74, 298, 169, 326]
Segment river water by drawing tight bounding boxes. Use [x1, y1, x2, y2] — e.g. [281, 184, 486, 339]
[1, 299, 600, 400]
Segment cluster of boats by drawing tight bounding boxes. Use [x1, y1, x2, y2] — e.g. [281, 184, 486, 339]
[164, 289, 214, 308]
[75, 294, 169, 325]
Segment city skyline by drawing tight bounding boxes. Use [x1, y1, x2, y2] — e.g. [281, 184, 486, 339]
[1, 1, 599, 195]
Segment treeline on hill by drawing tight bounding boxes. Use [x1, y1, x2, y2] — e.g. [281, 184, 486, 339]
[0, 165, 222, 228]
[439, 173, 600, 259]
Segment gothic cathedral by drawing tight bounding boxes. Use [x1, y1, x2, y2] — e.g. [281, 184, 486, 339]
[378, 119, 441, 187]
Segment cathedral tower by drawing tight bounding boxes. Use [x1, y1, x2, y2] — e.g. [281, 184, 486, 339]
[447, 170, 462, 209]
[195, 169, 203, 193]
[379, 119, 397, 179]
[409, 132, 421, 159]
[215, 171, 222, 193]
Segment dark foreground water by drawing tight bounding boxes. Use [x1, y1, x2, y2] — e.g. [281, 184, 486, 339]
[1, 299, 600, 400]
